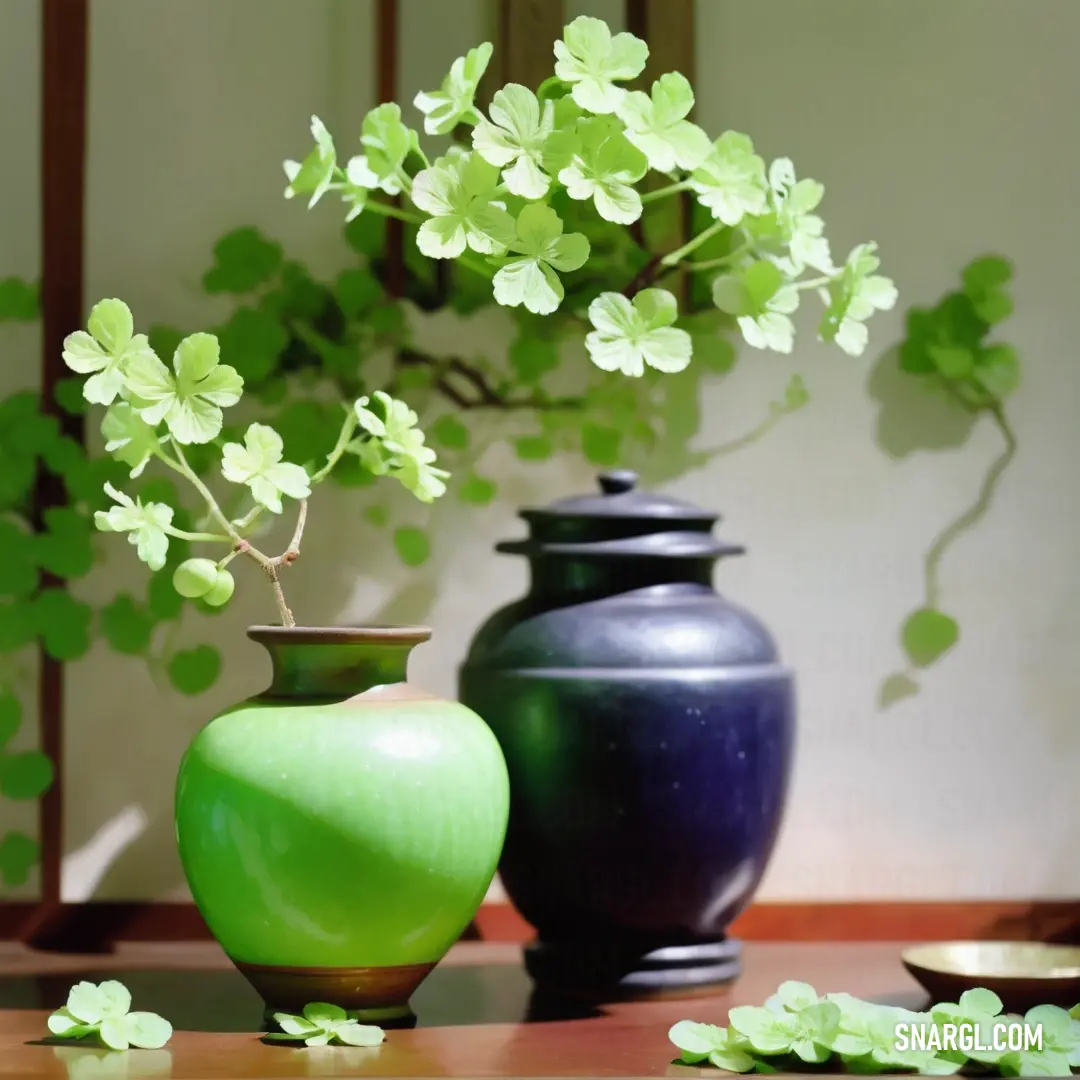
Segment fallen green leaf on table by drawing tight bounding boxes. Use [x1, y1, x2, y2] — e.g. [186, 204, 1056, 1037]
[669, 981, 1080, 1075]
[47, 980, 172, 1051]
[264, 1002, 386, 1048]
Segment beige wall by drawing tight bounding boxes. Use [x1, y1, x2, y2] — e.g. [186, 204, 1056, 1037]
[1, 0, 1077, 904]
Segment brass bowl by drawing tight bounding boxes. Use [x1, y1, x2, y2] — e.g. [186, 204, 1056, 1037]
[902, 941, 1080, 1013]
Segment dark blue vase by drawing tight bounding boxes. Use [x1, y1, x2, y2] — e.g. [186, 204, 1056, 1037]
[458, 470, 795, 1000]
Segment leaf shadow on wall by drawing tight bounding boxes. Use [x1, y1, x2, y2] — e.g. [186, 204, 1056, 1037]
[867, 345, 1013, 710]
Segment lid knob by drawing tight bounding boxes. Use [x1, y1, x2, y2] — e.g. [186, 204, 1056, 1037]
[597, 469, 638, 495]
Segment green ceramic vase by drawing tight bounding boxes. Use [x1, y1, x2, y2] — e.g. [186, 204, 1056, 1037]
[174, 625, 509, 1022]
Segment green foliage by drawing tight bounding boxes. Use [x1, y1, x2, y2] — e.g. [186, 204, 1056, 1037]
[47, 980, 172, 1050]
[202, 227, 284, 294]
[884, 257, 1019, 695]
[669, 981, 1080, 1075]
[285, 15, 892, 363]
[0, 831, 39, 887]
[167, 645, 222, 696]
[393, 526, 430, 567]
[902, 607, 960, 668]
[265, 1002, 385, 1048]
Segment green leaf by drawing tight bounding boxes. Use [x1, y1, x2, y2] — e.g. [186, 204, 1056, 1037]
[273, 401, 341, 468]
[962, 255, 1013, 325]
[432, 415, 469, 450]
[99, 1016, 131, 1050]
[819, 242, 898, 358]
[901, 607, 960, 668]
[202, 227, 284, 294]
[412, 151, 516, 258]
[221, 422, 311, 514]
[147, 568, 185, 621]
[334, 1022, 386, 1047]
[458, 473, 497, 505]
[0, 277, 39, 321]
[217, 307, 288, 385]
[359, 104, 412, 193]
[959, 988, 1002, 1016]
[558, 117, 649, 225]
[0, 694, 20, 749]
[393, 526, 430, 567]
[585, 289, 691, 377]
[515, 435, 554, 461]
[473, 85, 557, 199]
[363, 505, 389, 527]
[509, 334, 559, 383]
[582, 422, 622, 466]
[123, 1011, 172, 1049]
[36, 507, 94, 580]
[0, 751, 54, 800]
[0, 599, 39, 652]
[929, 345, 974, 379]
[97, 981, 132, 1019]
[553, 15, 649, 114]
[783, 374, 810, 410]
[168, 645, 222, 695]
[274, 1012, 319, 1036]
[147, 325, 184, 363]
[973, 343, 1020, 400]
[775, 981, 820, 1010]
[46, 1007, 94, 1038]
[66, 982, 107, 1025]
[0, 830, 38, 886]
[33, 590, 93, 661]
[0, 519, 39, 598]
[493, 204, 590, 315]
[63, 299, 158, 408]
[283, 116, 338, 208]
[714, 262, 800, 355]
[616, 73, 711, 173]
[336, 268, 383, 319]
[100, 595, 156, 655]
[669, 1020, 729, 1061]
[303, 1002, 347, 1025]
[689, 132, 768, 226]
[54, 378, 88, 416]
[345, 214, 386, 259]
[413, 41, 493, 135]
[94, 483, 174, 571]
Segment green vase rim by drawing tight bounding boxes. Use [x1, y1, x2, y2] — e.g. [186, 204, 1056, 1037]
[247, 625, 432, 647]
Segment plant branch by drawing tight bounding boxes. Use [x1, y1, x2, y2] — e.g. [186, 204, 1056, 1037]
[622, 253, 664, 298]
[157, 440, 295, 626]
[693, 399, 799, 461]
[310, 410, 359, 484]
[365, 200, 423, 227]
[164, 527, 232, 544]
[686, 241, 753, 273]
[640, 180, 693, 204]
[661, 221, 726, 268]
[922, 404, 1017, 609]
[395, 349, 585, 411]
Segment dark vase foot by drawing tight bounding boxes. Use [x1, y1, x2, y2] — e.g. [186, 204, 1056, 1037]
[524, 937, 742, 1001]
[234, 958, 432, 1030]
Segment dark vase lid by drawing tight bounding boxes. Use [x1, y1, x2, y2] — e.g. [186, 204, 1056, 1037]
[496, 470, 746, 561]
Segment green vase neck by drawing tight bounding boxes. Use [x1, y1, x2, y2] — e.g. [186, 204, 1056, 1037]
[249, 626, 431, 700]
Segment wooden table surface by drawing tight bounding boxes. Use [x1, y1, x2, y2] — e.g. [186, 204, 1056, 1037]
[0, 940, 932, 1078]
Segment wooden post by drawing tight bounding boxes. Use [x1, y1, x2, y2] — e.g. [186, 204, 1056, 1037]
[625, 0, 696, 296]
[21, 0, 90, 949]
[482, 0, 565, 105]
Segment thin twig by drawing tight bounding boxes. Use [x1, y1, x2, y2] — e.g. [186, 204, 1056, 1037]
[622, 253, 664, 298]
[395, 349, 584, 411]
[922, 405, 1017, 608]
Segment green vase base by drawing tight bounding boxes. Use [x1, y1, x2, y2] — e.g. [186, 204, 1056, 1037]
[234, 957, 434, 1028]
